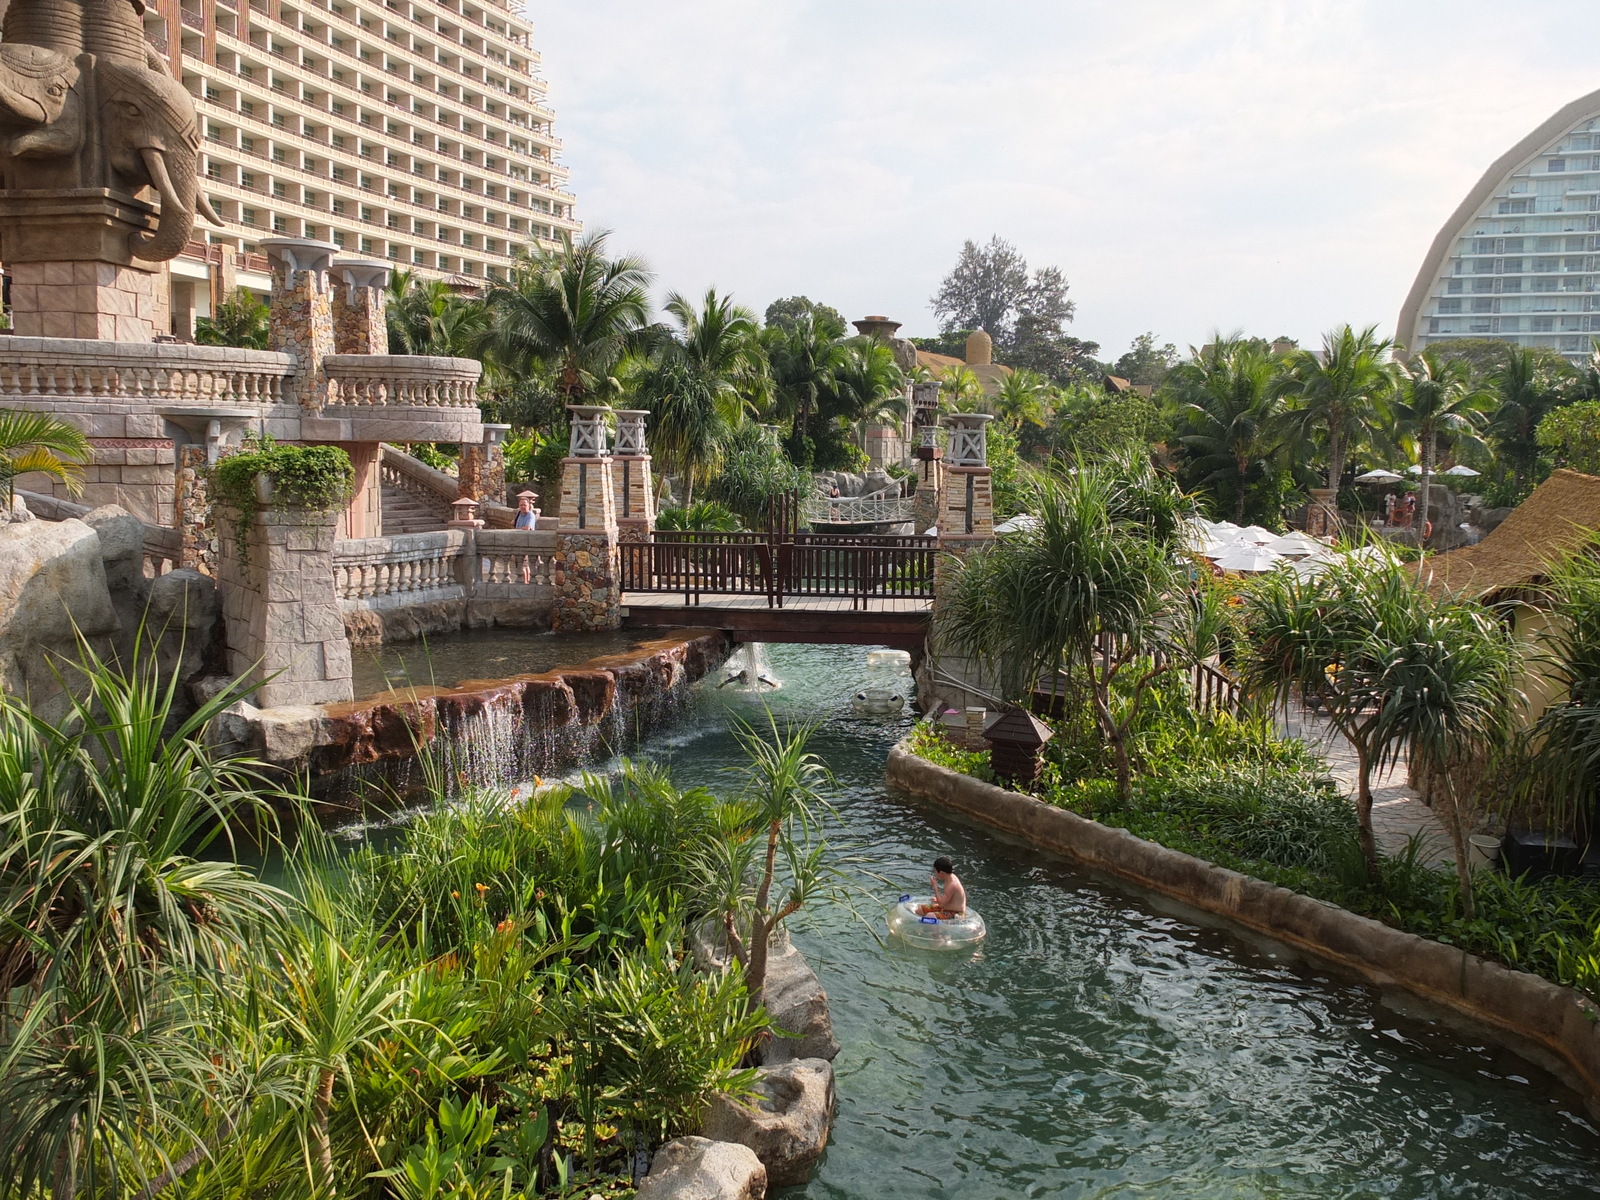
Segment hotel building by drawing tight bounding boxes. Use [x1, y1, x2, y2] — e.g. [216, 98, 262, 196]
[1399, 88, 1600, 363]
[138, 0, 580, 334]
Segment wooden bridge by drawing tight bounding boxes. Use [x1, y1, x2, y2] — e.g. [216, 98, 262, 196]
[618, 531, 935, 650]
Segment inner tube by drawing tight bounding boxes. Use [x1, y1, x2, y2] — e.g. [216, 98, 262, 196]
[886, 895, 986, 948]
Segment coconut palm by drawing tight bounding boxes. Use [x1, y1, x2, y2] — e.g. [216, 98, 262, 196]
[1392, 350, 1491, 553]
[1277, 324, 1400, 511]
[1487, 345, 1571, 494]
[763, 310, 850, 467]
[386, 270, 487, 357]
[1167, 335, 1283, 522]
[480, 230, 652, 402]
[663, 287, 769, 415]
[0, 409, 92, 506]
[938, 365, 987, 413]
[993, 368, 1052, 430]
[194, 287, 270, 349]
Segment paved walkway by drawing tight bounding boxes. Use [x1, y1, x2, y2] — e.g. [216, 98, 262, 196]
[1276, 703, 1455, 866]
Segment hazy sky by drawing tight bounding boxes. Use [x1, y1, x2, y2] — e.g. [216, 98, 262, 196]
[529, 1, 1600, 361]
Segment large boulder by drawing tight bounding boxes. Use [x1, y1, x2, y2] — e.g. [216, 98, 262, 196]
[82, 504, 147, 595]
[759, 943, 840, 1065]
[634, 1137, 766, 1200]
[702, 1059, 836, 1188]
[0, 517, 119, 703]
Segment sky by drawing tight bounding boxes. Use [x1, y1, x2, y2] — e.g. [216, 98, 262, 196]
[528, 1, 1600, 362]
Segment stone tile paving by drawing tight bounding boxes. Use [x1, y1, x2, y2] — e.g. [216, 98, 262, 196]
[1275, 701, 1456, 866]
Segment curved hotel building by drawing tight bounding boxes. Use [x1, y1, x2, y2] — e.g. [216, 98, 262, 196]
[1400, 89, 1600, 363]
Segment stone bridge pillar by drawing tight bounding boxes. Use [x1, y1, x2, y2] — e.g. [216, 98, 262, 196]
[934, 413, 996, 597]
[912, 424, 944, 534]
[612, 409, 655, 543]
[217, 480, 353, 708]
[262, 237, 338, 411]
[552, 405, 620, 631]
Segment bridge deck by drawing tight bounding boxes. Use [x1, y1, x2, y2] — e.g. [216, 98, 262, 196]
[621, 592, 931, 649]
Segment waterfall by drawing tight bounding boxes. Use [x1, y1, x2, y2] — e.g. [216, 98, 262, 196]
[719, 642, 780, 691]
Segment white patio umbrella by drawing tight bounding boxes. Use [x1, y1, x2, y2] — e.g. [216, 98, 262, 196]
[1210, 520, 1241, 535]
[1443, 465, 1481, 477]
[1266, 531, 1328, 558]
[1197, 535, 1244, 559]
[993, 513, 1039, 534]
[1212, 545, 1284, 574]
[1290, 556, 1332, 581]
[1354, 468, 1403, 483]
[1234, 525, 1278, 545]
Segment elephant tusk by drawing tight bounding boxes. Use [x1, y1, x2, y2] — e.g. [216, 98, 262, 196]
[133, 146, 186, 248]
[196, 190, 225, 228]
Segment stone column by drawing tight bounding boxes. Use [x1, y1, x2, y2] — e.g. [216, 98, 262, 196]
[912, 424, 943, 534]
[330, 258, 391, 354]
[216, 479, 353, 708]
[1306, 488, 1340, 538]
[175, 444, 216, 574]
[938, 414, 996, 542]
[261, 237, 339, 410]
[611, 409, 656, 544]
[553, 405, 621, 632]
[459, 424, 510, 507]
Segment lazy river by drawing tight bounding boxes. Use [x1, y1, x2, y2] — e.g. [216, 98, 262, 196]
[383, 637, 1600, 1197]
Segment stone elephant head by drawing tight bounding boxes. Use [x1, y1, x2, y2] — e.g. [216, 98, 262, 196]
[96, 59, 222, 262]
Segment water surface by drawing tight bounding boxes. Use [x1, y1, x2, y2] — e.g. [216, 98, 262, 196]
[628, 642, 1600, 1199]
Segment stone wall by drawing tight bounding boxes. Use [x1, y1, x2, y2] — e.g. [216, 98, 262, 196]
[551, 530, 621, 632]
[8, 260, 159, 341]
[176, 444, 216, 573]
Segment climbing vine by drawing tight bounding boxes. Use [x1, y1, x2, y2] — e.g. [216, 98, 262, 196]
[211, 436, 355, 562]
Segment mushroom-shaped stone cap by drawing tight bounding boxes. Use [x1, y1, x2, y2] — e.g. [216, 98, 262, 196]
[965, 328, 993, 366]
[452, 495, 480, 510]
[516, 489, 538, 500]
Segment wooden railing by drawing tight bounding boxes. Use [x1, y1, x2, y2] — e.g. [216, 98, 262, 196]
[619, 531, 936, 609]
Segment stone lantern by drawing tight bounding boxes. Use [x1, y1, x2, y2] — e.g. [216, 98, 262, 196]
[448, 495, 484, 529]
[611, 409, 655, 540]
[937, 413, 996, 541]
[558, 405, 618, 533]
[983, 707, 1055, 785]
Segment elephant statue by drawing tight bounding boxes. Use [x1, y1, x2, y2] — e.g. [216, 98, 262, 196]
[96, 59, 222, 262]
[0, 0, 221, 261]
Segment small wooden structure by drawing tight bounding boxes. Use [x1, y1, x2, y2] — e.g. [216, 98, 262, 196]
[984, 706, 1055, 785]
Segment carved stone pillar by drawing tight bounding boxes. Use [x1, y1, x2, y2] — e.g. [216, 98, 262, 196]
[262, 237, 338, 410]
[459, 424, 509, 508]
[938, 414, 995, 541]
[330, 258, 391, 354]
[912, 424, 943, 534]
[217, 481, 353, 708]
[552, 405, 619, 630]
[7, 257, 160, 341]
[612, 409, 655, 544]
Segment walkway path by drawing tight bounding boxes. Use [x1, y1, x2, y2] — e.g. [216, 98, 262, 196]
[1276, 703, 1455, 866]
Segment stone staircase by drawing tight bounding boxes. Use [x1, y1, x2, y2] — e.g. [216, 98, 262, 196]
[378, 444, 517, 534]
[380, 480, 451, 533]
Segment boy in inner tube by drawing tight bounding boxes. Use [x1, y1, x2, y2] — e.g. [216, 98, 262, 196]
[915, 856, 967, 918]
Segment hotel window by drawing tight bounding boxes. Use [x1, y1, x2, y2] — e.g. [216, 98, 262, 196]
[333, 230, 347, 247]
[1438, 299, 1461, 313]
[1551, 159, 1567, 173]
[360, 237, 374, 253]
[272, 215, 288, 233]
[242, 207, 258, 225]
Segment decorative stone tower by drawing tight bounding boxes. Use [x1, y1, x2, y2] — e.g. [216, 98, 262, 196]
[458, 424, 510, 510]
[938, 413, 996, 542]
[262, 237, 338, 410]
[552, 405, 621, 631]
[612, 409, 656, 543]
[330, 258, 391, 355]
[912, 424, 944, 534]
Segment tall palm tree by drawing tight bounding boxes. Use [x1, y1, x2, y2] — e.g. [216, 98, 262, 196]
[1277, 324, 1399, 511]
[1392, 350, 1491, 552]
[833, 338, 907, 448]
[938, 365, 986, 413]
[1487, 345, 1570, 493]
[993, 368, 1052, 430]
[0, 410, 91, 506]
[1167, 335, 1282, 522]
[635, 289, 768, 507]
[480, 230, 652, 402]
[386, 270, 486, 357]
[763, 311, 849, 466]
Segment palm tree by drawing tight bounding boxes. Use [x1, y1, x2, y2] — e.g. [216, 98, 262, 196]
[833, 337, 907, 452]
[1167, 335, 1282, 522]
[938, 365, 986, 413]
[1392, 350, 1491, 553]
[1487, 346, 1570, 494]
[993, 368, 1053, 430]
[763, 311, 849, 467]
[386, 270, 486, 357]
[194, 288, 269, 349]
[635, 289, 767, 506]
[480, 230, 651, 402]
[1277, 324, 1399, 511]
[0, 409, 91, 507]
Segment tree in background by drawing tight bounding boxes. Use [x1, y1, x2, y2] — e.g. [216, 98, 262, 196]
[993, 368, 1052, 434]
[1165, 335, 1284, 523]
[1488, 345, 1572, 496]
[1537, 400, 1600, 476]
[764, 309, 846, 468]
[929, 237, 1081, 374]
[386, 268, 486, 357]
[193, 287, 269, 349]
[704, 425, 809, 531]
[1392, 350, 1491, 550]
[1048, 384, 1162, 465]
[1276, 324, 1399, 511]
[1111, 332, 1178, 388]
[480, 230, 651, 402]
[764, 295, 848, 337]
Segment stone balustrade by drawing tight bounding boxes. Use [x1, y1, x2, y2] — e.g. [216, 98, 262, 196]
[0, 338, 293, 406]
[333, 529, 470, 602]
[306, 354, 485, 444]
[474, 528, 558, 600]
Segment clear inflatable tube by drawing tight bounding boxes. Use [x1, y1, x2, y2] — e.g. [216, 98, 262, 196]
[886, 894, 987, 948]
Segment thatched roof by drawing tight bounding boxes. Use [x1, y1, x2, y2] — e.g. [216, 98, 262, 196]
[1423, 469, 1600, 599]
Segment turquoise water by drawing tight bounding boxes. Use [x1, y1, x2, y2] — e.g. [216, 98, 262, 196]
[616, 642, 1600, 1199]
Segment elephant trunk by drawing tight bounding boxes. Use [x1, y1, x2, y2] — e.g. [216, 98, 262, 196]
[130, 143, 195, 262]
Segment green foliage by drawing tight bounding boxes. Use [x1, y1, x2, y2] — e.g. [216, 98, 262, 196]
[1111, 332, 1178, 388]
[764, 296, 847, 338]
[703, 424, 808, 530]
[1276, 324, 1400, 506]
[210, 436, 355, 563]
[193, 288, 269, 350]
[656, 501, 742, 532]
[1049, 384, 1162, 464]
[1164, 335, 1286, 524]
[1536, 399, 1600, 475]
[405, 441, 460, 472]
[0, 408, 91, 503]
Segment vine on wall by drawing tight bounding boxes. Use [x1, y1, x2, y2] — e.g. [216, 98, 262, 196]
[210, 436, 355, 562]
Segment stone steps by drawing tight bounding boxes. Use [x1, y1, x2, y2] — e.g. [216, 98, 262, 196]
[381, 484, 451, 534]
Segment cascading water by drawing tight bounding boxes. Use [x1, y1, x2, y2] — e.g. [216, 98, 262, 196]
[717, 641, 780, 691]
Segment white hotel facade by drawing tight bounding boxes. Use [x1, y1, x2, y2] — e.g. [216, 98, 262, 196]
[1400, 88, 1600, 363]
[139, 0, 580, 334]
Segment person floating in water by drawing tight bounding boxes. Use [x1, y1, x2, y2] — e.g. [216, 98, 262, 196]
[718, 666, 778, 689]
[916, 856, 966, 918]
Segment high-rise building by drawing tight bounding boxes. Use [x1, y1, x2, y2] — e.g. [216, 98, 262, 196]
[1399, 87, 1600, 364]
[140, 0, 580, 334]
